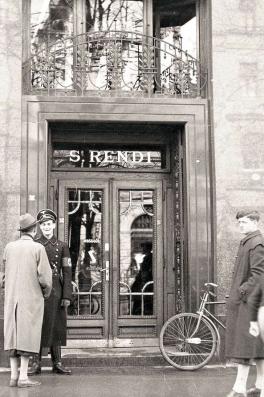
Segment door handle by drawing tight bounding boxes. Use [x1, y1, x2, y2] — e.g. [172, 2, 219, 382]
[104, 243, 110, 282]
[100, 260, 109, 282]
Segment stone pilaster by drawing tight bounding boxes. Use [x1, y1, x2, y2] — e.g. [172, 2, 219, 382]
[0, 0, 22, 365]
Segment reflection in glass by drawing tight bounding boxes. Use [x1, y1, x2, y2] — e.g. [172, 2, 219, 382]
[119, 190, 154, 316]
[66, 189, 103, 316]
[157, 0, 197, 57]
[30, 0, 74, 89]
[156, 1, 197, 93]
[85, 0, 143, 33]
[85, 0, 143, 91]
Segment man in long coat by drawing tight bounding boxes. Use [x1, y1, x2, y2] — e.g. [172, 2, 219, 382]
[225, 209, 264, 397]
[29, 209, 72, 375]
[2, 213, 52, 387]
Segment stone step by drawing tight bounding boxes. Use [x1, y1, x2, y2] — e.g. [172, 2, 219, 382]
[38, 347, 223, 368]
[43, 347, 167, 367]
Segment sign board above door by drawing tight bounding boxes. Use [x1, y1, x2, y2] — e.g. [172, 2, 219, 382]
[52, 145, 167, 170]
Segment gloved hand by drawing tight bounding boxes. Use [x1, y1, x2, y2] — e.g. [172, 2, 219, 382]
[249, 321, 260, 337]
[239, 287, 247, 302]
[61, 299, 71, 308]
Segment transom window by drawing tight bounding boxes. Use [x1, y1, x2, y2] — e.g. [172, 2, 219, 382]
[52, 144, 167, 170]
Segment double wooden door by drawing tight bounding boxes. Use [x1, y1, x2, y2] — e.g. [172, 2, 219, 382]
[53, 176, 165, 347]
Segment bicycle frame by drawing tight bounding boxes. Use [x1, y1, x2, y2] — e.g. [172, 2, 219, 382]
[189, 289, 226, 356]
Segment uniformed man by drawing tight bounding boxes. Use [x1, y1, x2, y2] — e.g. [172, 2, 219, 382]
[28, 209, 72, 375]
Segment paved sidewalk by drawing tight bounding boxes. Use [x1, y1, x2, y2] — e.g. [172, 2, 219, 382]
[0, 365, 257, 397]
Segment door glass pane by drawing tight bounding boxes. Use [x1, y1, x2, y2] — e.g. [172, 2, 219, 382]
[119, 190, 154, 316]
[30, 0, 74, 89]
[66, 188, 103, 317]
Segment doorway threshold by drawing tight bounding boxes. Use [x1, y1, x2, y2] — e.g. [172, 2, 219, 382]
[43, 347, 166, 367]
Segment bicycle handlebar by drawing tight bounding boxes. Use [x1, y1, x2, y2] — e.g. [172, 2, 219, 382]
[204, 282, 218, 289]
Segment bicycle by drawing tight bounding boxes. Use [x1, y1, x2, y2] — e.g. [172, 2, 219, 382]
[159, 282, 226, 370]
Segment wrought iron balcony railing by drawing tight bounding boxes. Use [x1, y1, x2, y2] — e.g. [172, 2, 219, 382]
[23, 31, 207, 98]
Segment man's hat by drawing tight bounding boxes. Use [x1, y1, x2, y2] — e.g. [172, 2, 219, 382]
[18, 213, 38, 231]
[37, 209, 57, 224]
[236, 209, 260, 221]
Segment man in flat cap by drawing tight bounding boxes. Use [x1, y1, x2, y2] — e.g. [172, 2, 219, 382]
[28, 209, 72, 375]
[2, 213, 52, 387]
[225, 210, 264, 397]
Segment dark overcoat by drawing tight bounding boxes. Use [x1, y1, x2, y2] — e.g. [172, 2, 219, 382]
[35, 235, 72, 347]
[225, 230, 264, 360]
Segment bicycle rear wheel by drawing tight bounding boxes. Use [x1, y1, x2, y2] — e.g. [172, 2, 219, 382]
[159, 313, 217, 370]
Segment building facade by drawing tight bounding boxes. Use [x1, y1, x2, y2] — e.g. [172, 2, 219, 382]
[0, 0, 264, 353]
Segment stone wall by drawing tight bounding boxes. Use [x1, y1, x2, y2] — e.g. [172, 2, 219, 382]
[0, 0, 22, 365]
[211, 0, 264, 301]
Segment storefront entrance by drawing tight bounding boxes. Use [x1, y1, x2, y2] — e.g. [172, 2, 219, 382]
[54, 177, 165, 347]
[48, 122, 178, 347]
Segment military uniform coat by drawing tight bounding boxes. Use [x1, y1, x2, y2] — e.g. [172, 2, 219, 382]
[35, 235, 72, 347]
[3, 235, 52, 353]
[225, 230, 264, 360]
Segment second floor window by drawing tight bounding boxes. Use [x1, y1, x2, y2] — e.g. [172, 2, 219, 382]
[30, 0, 74, 51]
[25, 0, 205, 97]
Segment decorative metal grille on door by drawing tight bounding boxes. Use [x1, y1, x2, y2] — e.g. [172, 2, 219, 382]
[66, 188, 103, 317]
[119, 190, 154, 316]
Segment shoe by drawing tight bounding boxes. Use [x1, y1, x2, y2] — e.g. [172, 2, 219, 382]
[226, 391, 246, 397]
[247, 387, 261, 396]
[52, 362, 72, 375]
[17, 379, 41, 388]
[9, 378, 18, 387]
[28, 362, 41, 375]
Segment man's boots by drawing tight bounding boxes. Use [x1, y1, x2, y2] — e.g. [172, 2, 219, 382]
[51, 345, 71, 375]
[28, 352, 42, 375]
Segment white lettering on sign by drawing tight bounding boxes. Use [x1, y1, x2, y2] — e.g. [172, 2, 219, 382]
[70, 150, 81, 162]
[132, 151, 143, 163]
[69, 150, 155, 165]
[117, 151, 128, 163]
[90, 151, 101, 163]
[103, 151, 114, 163]
[147, 152, 152, 163]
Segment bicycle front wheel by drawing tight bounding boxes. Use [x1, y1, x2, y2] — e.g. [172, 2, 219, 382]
[159, 313, 217, 370]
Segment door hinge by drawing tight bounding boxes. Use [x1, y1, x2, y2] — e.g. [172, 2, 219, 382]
[55, 180, 59, 200]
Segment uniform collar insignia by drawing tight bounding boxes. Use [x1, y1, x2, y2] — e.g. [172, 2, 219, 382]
[38, 234, 57, 246]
